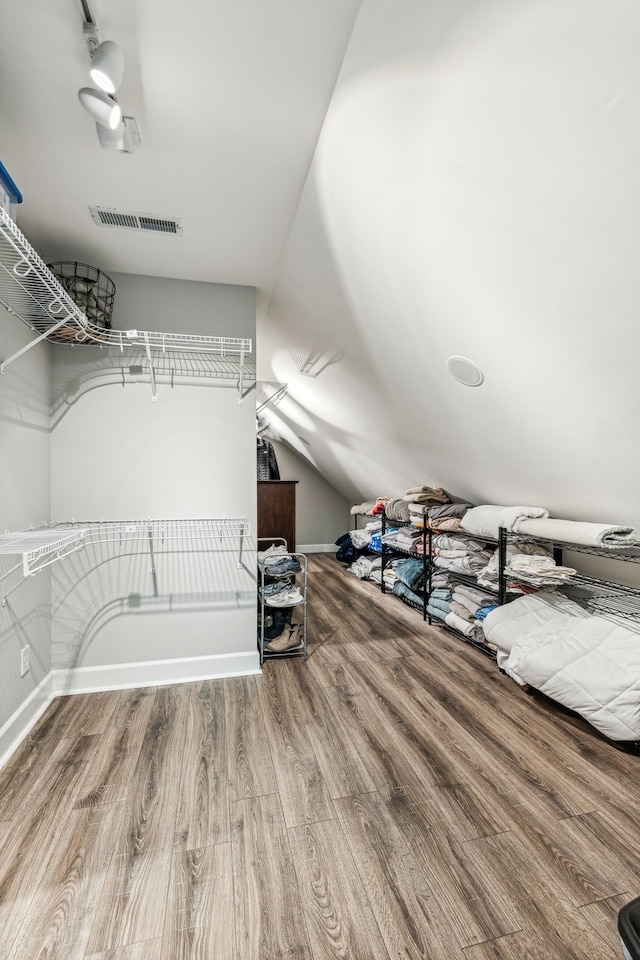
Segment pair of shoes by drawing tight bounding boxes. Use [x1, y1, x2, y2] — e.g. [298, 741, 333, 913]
[261, 578, 293, 598]
[257, 543, 288, 563]
[265, 587, 303, 607]
[263, 556, 301, 576]
[266, 624, 303, 652]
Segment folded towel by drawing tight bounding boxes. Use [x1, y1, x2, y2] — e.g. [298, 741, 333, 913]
[514, 517, 636, 548]
[453, 583, 496, 607]
[403, 485, 450, 505]
[444, 610, 477, 637]
[450, 600, 474, 622]
[452, 592, 480, 615]
[430, 517, 465, 532]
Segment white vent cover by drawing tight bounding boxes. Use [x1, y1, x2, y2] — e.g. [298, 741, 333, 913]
[89, 206, 183, 236]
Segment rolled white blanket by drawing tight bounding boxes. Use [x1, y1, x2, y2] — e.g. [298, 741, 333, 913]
[514, 516, 636, 548]
[461, 504, 549, 540]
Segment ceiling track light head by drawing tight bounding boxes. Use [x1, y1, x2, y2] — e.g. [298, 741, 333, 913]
[90, 40, 125, 94]
[95, 116, 140, 154]
[78, 87, 122, 130]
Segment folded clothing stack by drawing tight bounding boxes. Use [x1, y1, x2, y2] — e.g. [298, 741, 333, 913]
[402, 485, 450, 506]
[476, 542, 553, 592]
[347, 555, 376, 579]
[392, 580, 425, 609]
[394, 557, 425, 593]
[427, 587, 452, 621]
[383, 526, 423, 552]
[504, 554, 576, 585]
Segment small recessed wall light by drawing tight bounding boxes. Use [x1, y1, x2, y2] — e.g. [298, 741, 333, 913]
[447, 355, 484, 387]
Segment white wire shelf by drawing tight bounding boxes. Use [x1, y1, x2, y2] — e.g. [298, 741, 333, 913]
[0, 528, 88, 576]
[0, 518, 250, 578]
[47, 517, 251, 544]
[0, 208, 253, 399]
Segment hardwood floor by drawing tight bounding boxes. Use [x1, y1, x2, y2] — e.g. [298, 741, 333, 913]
[1, 552, 639, 958]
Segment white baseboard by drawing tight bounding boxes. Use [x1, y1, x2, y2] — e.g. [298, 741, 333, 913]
[298, 543, 336, 554]
[0, 652, 261, 772]
[51, 649, 261, 696]
[0, 673, 56, 771]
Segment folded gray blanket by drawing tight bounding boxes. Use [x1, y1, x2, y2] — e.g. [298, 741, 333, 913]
[428, 502, 472, 520]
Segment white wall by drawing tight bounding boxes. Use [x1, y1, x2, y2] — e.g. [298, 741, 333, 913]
[50, 273, 258, 680]
[260, 0, 640, 530]
[0, 306, 52, 734]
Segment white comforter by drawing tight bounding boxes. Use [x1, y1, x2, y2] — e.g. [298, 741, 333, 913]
[483, 593, 640, 741]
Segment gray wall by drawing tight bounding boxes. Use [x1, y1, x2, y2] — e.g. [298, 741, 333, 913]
[0, 309, 52, 731]
[271, 439, 350, 550]
[50, 272, 257, 673]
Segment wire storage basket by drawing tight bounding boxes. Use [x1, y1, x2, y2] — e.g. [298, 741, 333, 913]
[48, 261, 116, 334]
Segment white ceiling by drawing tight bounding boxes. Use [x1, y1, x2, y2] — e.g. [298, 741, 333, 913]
[0, 0, 361, 287]
[4, 0, 640, 528]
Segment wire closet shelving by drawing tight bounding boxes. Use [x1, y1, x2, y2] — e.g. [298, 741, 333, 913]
[0, 207, 254, 401]
[0, 518, 252, 605]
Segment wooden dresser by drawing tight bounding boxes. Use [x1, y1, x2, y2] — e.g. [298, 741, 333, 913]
[257, 480, 298, 552]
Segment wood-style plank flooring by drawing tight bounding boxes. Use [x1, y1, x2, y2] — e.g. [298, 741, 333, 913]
[2, 552, 640, 958]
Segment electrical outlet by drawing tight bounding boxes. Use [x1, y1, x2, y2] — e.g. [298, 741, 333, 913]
[20, 645, 29, 677]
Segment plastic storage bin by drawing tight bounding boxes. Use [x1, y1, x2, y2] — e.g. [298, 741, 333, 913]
[0, 162, 23, 222]
[618, 896, 640, 959]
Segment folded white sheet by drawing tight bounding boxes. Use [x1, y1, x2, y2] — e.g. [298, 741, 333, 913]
[514, 516, 636, 547]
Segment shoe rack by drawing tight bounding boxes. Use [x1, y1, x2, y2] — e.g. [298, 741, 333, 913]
[257, 539, 307, 664]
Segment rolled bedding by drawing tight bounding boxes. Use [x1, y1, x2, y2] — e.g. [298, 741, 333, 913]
[385, 498, 412, 523]
[514, 516, 636, 548]
[461, 504, 549, 539]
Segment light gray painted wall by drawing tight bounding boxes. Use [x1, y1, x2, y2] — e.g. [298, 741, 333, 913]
[0, 309, 52, 728]
[108, 272, 256, 339]
[271, 439, 350, 549]
[50, 273, 257, 672]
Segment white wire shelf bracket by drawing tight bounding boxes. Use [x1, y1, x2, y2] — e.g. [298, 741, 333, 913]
[0, 208, 253, 400]
[0, 528, 88, 579]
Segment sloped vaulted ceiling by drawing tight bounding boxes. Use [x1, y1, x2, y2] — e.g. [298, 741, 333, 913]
[2, 0, 640, 527]
[260, 0, 640, 527]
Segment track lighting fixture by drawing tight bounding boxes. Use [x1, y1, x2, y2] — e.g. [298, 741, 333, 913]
[89, 40, 125, 95]
[77, 6, 138, 153]
[78, 87, 122, 130]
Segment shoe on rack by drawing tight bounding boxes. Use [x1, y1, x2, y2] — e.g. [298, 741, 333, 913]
[261, 578, 293, 598]
[257, 543, 288, 563]
[266, 624, 303, 653]
[265, 587, 303, 607]
[263, 556, 302, 577]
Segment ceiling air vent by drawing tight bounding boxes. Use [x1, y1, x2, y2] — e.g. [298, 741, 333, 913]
[89, 206, 183, 236]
